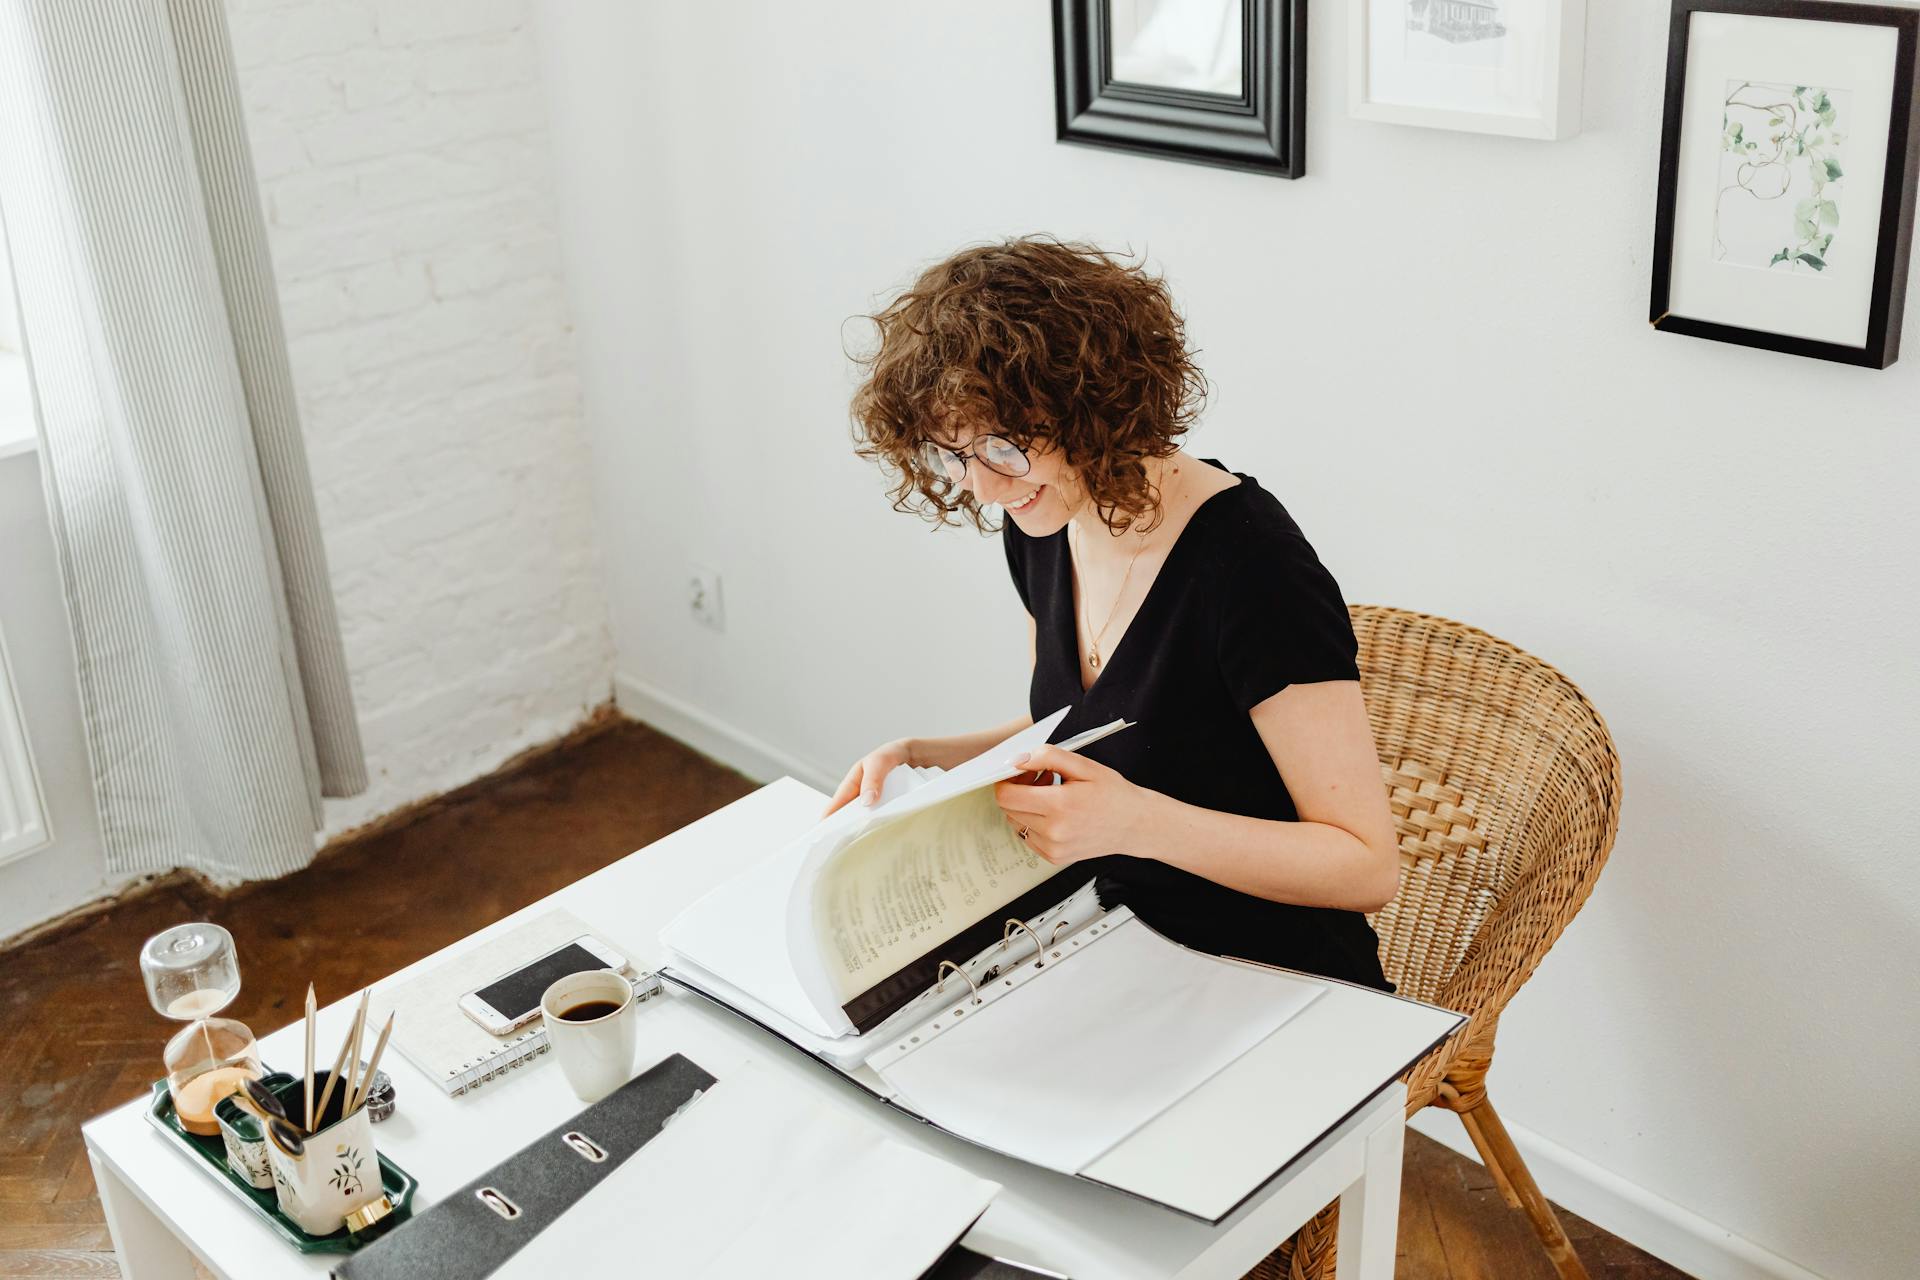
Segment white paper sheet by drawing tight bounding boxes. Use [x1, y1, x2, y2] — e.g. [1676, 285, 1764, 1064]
[873, 916, 1323, 1173]
[658, 958, 885, 1071]
[661, 711, 1071, 1038]
[658, 710, 1149, 1046]
[659, 823, 842, 1036]
[498, 1062, 998, 1280]
[810, 789, 1057, 1001]
[782, 710, 1075, 1021]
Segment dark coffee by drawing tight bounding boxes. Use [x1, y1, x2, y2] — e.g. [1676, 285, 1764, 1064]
[557, 1000, 622, 1022]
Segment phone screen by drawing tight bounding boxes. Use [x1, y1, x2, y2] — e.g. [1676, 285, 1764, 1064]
[473, 943, 612, 1022]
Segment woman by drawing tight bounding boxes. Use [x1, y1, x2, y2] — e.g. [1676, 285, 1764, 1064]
[829, 237, 1400, 991]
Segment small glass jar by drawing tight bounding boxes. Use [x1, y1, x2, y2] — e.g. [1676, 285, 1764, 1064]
[140, 923, 262, 1136]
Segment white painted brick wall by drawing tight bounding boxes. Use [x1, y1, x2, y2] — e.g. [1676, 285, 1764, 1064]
[224, 0, 615, 836]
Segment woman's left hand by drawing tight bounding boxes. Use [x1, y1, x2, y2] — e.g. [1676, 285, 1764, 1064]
[992, 744, 1154, 867]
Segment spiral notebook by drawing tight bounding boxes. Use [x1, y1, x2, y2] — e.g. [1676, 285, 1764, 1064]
[370, 909, 646, 1097]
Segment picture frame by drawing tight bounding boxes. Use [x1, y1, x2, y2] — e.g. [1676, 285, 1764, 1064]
[1052, 0, 1307, 178]
[1348, 0, 1587, 139]
[1649, 0, 1920, 368]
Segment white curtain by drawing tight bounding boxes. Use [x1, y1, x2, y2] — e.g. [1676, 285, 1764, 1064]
[0, 0, 367, 880]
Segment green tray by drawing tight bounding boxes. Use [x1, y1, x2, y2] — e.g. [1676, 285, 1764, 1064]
[143, 1078, 418, 1255]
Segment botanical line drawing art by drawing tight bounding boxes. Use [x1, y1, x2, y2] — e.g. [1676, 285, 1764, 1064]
[328, 1144, 366, 1198]
[1714, 80, 1848, 274]
[239, 1145, 270, 1184]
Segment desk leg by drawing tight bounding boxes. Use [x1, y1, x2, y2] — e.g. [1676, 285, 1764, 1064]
[88, 1147, 201, 1280]
[1334, 1106, 1405, 1280]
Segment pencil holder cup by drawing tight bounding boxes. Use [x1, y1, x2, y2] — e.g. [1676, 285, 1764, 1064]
[214, 1083, 282, 1190]
[265, 1071, 381, 1236]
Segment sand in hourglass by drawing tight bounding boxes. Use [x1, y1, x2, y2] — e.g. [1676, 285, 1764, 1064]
[164, 990, 261, 1135]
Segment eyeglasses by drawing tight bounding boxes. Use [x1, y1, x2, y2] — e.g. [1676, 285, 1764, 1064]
[919, 435, 1031, 484]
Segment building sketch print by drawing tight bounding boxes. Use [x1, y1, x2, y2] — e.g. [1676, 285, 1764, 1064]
[1407, 0, 1506, 45]
[1713, 80, 1848, 275]
[1405, 0, 1506, 67]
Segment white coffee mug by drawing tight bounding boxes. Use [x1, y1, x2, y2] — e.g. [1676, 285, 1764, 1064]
[540, 969, 637, 1103]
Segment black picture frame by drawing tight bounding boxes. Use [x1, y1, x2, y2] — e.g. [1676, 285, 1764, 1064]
[1649, 0, 1920, 368]
[1052, 0, 1306, 179]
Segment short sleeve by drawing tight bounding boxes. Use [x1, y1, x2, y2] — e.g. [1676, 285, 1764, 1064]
[1001, 523, 1034, 616]
[1213, 519, 1360, 713]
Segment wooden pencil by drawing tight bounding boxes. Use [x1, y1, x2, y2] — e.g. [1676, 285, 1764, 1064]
[302, 984, 316, 1133]
[339, 988, 370, 1122]
[352, 1013, 395, 1114]
[311, 1018, 355, 1126]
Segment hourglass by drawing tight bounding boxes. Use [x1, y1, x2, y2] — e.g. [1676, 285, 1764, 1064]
[140, 923, 263, 1136]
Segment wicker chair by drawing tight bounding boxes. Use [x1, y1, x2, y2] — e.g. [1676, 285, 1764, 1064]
[1246, 606, 1623, 1280]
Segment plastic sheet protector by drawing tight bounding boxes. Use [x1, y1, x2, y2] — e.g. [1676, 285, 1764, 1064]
[871, 916, 1323, 1173]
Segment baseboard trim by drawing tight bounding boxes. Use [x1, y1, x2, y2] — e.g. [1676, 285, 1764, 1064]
[612, 673, 837, 793]
[1409, 1110, 1822, 1280]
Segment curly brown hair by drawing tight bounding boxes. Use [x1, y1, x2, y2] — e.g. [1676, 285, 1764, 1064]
[849, 236, 1208, 534]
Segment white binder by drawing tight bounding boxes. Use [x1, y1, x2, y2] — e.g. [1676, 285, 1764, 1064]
[659, 711, 1465, 1223]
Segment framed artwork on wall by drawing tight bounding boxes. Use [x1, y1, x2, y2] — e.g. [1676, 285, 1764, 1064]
[1348, 0, 1587, 138]
[1649, 0, 1920, 368]
[1053, 0, 1307, 178]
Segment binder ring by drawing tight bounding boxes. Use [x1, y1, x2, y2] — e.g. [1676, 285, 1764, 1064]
[1049, 920, 1072, 946]
[1002, 918, 1046, 966]
[476, 1187, 521, 1221]
[561, 1131, 608, 1163]
[935, 960, 983, 1005]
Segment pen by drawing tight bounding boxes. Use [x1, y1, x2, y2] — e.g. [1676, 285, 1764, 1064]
[1053, 717, 1134, 753]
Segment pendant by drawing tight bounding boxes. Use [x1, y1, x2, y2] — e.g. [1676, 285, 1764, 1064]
[1088, 649, 1101, 668]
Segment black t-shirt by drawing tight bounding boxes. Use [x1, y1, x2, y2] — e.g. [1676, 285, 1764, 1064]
[1002, 459, 1393, 991]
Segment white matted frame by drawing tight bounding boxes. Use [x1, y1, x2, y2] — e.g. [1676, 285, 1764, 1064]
[1349, 0, 1586, 139]
[1650, 0, 1920, 367]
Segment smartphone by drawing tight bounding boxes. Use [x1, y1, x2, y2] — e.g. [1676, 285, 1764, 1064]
[457, 935, 630, 1036]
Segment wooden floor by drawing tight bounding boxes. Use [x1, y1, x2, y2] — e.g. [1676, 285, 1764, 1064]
[0, 720, 1691, 1280]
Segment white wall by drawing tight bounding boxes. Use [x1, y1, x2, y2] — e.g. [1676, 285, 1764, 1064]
[224, 0, 614, 835]
[532, 2, 1919, 1278]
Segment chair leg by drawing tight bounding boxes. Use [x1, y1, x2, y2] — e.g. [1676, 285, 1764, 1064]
[1454, 1097, 1524, 1210]
[1453, 1093, 1591, 1280]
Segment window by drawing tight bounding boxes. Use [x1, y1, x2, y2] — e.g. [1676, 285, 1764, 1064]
[0, 209, 35, 455]
[0, 209, 52, 863]
[0, 209, 18, 354]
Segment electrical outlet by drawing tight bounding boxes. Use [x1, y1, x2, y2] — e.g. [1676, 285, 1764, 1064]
[688, 567, 723, 632]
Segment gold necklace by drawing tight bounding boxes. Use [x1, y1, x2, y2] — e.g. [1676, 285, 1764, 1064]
[1069, 522, 1149, 670]
[1068, 464, 1183, 671]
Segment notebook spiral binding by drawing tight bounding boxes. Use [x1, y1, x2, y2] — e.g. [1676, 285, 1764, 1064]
[446, 1028, 552, 1097]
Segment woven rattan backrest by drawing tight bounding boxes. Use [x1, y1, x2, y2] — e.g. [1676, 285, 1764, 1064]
[1352, 606, 1622, 1011]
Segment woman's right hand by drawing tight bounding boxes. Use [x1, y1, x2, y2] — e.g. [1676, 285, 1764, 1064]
[822, 738, 915, 818]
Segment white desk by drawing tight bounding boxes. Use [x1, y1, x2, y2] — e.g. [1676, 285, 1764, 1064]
[82, 778, 1407, 1280]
